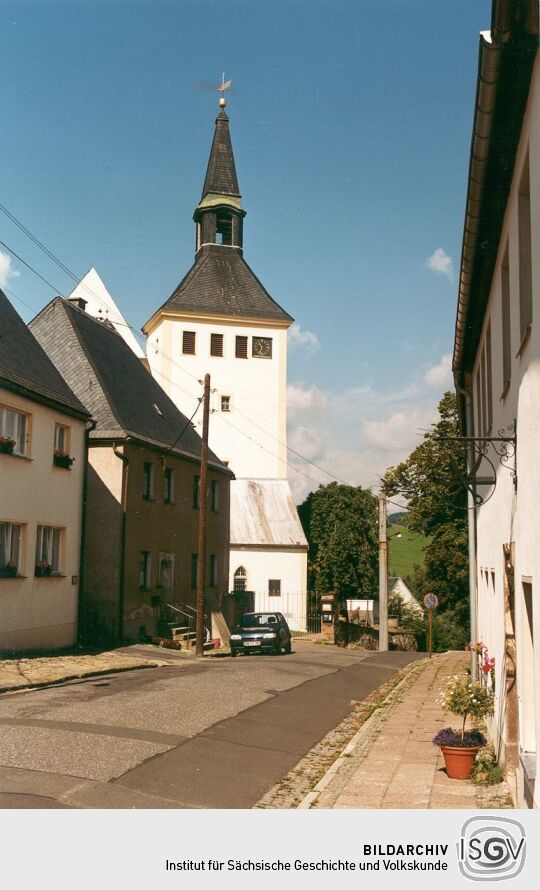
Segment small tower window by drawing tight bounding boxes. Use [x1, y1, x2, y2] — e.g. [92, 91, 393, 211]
[183, 331, 196, 355]
[235, 336, 248, 359]
[211, 333, 224, 357]
[216, 212, 233, 246]
[221, 395, 231, 412]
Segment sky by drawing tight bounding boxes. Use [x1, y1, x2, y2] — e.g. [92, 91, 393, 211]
[0, 0, 491, 502]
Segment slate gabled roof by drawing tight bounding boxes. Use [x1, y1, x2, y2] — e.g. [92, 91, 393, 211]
[29, 297, 230, 472]
[0, 288, 89, 419]
[154, 245, 293, 323]
[201, 111, 240, 200]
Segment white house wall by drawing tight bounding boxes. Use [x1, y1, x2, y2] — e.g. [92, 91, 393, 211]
[470, 53, 540, 806]
[230, 547, 307, 631]
[0, 389, 86, 651]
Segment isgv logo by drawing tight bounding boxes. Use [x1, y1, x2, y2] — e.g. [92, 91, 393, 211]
[458, 817, 526, 881]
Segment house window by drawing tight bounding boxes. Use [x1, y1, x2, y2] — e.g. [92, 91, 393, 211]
[139, 551, 152, 591]
[210, 333, 224, 357]
[164, 467, 175, 504]
[142, 462, 154, 500]
[0, 522, 22, 576]
[486, 321, 492, 432]
[209, 554, 218, 587]
[0, 404, 28, 456]
[211, 479, 219, 512]
[234, 566, 247, 592]
[518, 153, 532, 346]
[182, 331, 196, 355]
[193, 475, 200, 509]
[268, 579, 281, 597]
[158, 552, 175, 598]
[501, 248, 511, 392]
[221, 395, 231, 412]
[190, 553, 198, 589]
[235, 336, 248, 359]
[54, 423, 69, 453]
[35, 526, 62, 574]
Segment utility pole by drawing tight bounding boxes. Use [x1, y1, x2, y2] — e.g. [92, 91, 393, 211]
[378, 493, 388, 652]
[195, 374, 211, 657]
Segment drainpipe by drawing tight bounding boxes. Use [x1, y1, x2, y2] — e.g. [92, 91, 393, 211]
[112, 443, 129, 642]
[78, 418, 97, 646]
[455, 378, 478, 680]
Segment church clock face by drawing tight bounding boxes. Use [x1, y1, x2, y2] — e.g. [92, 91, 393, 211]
[252, 336, 272, 358]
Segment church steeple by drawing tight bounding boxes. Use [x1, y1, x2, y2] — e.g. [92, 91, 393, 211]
[194, 99, 246, 256]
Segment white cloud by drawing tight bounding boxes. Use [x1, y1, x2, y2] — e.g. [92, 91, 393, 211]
[288, 323, 320, 353]
[0, 251, 20, 289]
[425, 247, 454, 280]
[424, 353, 453, 389]
[286, 377, 441, 503]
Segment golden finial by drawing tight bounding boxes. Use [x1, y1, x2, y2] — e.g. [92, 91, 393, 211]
[218, 72, 232, 108]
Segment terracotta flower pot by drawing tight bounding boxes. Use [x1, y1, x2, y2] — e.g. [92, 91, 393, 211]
[440, 745, 481, 780]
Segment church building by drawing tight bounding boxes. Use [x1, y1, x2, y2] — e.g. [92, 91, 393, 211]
[143, 94, 308, 629]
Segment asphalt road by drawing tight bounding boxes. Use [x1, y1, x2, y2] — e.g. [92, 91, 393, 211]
[0, 643, 423, 808]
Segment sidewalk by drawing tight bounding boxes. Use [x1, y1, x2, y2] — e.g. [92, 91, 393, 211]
[0, 647, 169, 694]
[302, 651, 513, 809]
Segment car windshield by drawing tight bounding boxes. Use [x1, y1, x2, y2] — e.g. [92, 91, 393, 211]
[240, 613, 279, 628]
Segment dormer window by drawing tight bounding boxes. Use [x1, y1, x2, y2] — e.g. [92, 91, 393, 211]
[216, 212, 233, 246]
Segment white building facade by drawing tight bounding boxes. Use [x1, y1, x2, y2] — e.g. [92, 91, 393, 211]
[144, 102, 307, 629]
[453, 0, 539, 808]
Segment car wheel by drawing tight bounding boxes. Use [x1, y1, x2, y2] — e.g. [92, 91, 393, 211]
[230, 648, 237, 657]
[284, 640, 292, 655]
[274, 638, 282, 656]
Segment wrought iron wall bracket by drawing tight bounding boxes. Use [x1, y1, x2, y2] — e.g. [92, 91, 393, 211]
[434, 420, 516, 506]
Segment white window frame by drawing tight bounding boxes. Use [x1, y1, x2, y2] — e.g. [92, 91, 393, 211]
[0, 404, 28, 456]
[0, 521, 23, 574]
[54, 422, 70, 454]
[35, 525, 63, 574]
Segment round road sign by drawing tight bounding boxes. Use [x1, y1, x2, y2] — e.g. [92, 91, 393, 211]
[423, 593, 439, 609]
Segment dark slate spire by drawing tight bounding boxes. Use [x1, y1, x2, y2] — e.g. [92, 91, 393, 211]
[200, 110, 240, 200]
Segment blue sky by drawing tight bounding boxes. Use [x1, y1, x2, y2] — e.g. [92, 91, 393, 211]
[0, 0, 490, 499]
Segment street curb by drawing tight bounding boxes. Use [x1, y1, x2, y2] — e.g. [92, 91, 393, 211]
[297, 657, 430, 809]
[0, 661, 160, 695]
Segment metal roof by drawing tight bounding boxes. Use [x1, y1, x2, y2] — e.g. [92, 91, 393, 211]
[230, 479, 308, 548]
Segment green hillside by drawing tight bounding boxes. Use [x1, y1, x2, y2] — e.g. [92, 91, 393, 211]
[388, 523, 429, 580]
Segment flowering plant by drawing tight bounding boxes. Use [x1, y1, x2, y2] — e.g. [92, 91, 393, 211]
[433, 728, 487, 748]
[0, 435, 16, 445]
[434, 674, 494, 746]
[465, 641, 486, 654]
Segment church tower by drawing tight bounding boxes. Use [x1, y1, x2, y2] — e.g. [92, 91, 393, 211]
[144, 92, 307, 629]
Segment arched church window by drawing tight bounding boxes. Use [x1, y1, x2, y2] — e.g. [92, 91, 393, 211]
[234, 566, 247, 592]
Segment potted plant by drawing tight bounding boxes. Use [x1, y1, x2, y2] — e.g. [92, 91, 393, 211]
[433, 674, 494, 779]
[0, 560, 17, 578]
[0, 435, 16, 455]
[35, 560, 52, 577]
[53, 449, 75, 469]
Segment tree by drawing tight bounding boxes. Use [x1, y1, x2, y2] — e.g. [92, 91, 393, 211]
[383, 392, 469, 633]
[298, 482, 378, 602]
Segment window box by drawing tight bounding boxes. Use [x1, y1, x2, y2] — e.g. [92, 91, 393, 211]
[35, 561, 52, 577]
[0, 436, 16, 455]
[0, 562, 17, 578]
[53, 450, 75, 469]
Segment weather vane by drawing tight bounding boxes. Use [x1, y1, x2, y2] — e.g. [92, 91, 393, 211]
[218, 73, 232, 108]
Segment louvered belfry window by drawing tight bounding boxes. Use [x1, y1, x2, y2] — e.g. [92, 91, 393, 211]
[235, 336, 248, 359]
[210, 333, 224, 357]
[183, 331, 196, 355]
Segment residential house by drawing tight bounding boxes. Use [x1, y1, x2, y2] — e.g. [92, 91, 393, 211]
[30, 296, 232, 645]
[453, 0, 539, 807]
[143, 98, 308, 629]
[0, 289, 90, 651]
